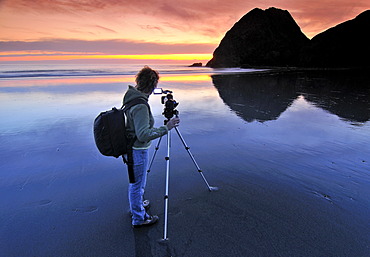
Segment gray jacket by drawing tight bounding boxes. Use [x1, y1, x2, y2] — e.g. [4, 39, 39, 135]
[123, 86, 168, 149]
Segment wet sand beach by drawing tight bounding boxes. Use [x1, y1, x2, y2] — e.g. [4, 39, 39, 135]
[0, 68, 369, 256]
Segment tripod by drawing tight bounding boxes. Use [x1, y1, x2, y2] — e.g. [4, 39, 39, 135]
[147, 123, 218, 242]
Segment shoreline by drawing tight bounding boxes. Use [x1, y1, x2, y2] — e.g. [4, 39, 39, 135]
[230, 66, 370, 75]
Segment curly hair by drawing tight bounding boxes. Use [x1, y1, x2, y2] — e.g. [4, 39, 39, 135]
[135, 66, 159, 94]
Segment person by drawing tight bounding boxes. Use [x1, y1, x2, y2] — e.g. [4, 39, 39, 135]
[123, 66, 180, 228]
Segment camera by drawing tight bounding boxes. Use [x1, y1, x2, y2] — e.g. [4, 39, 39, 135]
[154, 88, 179, 120]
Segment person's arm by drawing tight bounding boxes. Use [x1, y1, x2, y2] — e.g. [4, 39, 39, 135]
[131, 104, 168, 142]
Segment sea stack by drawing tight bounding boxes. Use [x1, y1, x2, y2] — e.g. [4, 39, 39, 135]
[206, 7, 309, 68]
[300, 10, 370, 68]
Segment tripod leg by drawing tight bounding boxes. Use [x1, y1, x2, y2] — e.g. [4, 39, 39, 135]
[147, 136, 163, 174]
[162, 130, 171, 240]
[174, 127, 218, 192]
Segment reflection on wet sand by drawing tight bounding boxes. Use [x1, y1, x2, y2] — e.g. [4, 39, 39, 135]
[212, 73, 298, 122]
[212, 70, 370, 124]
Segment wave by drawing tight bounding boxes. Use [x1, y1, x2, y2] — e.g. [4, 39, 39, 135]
[0, 64, 265, 79]
[0, 69, 132, 79]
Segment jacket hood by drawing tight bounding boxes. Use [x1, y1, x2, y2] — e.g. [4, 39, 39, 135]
[123, 85, 149, 104]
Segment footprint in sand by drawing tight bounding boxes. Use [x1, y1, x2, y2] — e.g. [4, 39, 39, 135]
[26, 199, 52, 207]
[72, 206, 98, 213]
[312, 191, 333, 203]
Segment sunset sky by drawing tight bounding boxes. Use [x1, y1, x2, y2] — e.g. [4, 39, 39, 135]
[1, 0, 369, 63]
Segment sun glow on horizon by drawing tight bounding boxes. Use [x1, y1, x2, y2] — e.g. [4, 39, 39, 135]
[161, 74, 211, 82]
[0, 53, 213, 62]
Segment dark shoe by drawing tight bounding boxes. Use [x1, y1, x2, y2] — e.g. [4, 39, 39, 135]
[133, 215, 159, 228]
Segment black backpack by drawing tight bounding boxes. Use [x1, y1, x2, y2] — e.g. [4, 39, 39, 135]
[93, 98, 149, 158]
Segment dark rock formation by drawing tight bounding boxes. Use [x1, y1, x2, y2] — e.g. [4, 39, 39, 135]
[207, 7, 370, 68]
[189, 62, 203, 67]
[206, 7, 309, 68]
[300, 10, 370, 68]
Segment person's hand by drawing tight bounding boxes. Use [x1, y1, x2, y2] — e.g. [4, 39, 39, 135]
[166, 117, 180, 130]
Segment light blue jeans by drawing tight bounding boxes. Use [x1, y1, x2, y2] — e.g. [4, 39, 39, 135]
[129, 149, 150, 225]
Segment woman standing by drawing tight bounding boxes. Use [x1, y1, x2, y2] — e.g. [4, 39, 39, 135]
[123, 66, 180, 228]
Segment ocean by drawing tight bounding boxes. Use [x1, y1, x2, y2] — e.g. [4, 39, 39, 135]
[0, 63, 257, 79]
[0, 63, 369, 256]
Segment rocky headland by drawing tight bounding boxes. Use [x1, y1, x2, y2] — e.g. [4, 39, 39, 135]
[207, 7, 370, 68]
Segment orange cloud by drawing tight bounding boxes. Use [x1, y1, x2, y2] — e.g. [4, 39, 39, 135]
[0, 40, 215, 55]
[1, 0, 369, 46]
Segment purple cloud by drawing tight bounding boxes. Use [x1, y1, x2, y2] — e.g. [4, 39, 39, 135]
[0, 39, 216, 55]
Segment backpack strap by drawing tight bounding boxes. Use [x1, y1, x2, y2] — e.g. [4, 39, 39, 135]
[121, 98, 150, 183]
[121, 98, 149, 112]
[121, 97, 150, 149]
[122, 153, 136, 183]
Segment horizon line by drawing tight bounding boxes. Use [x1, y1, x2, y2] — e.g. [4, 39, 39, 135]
[0, 53, 213, 62]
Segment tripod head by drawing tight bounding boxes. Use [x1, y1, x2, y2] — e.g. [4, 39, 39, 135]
[154, 88, 179, 122]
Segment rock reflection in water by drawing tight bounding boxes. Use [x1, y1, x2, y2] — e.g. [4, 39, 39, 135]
[212, 70, 370, 124]
[212, 73, 298, 122]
